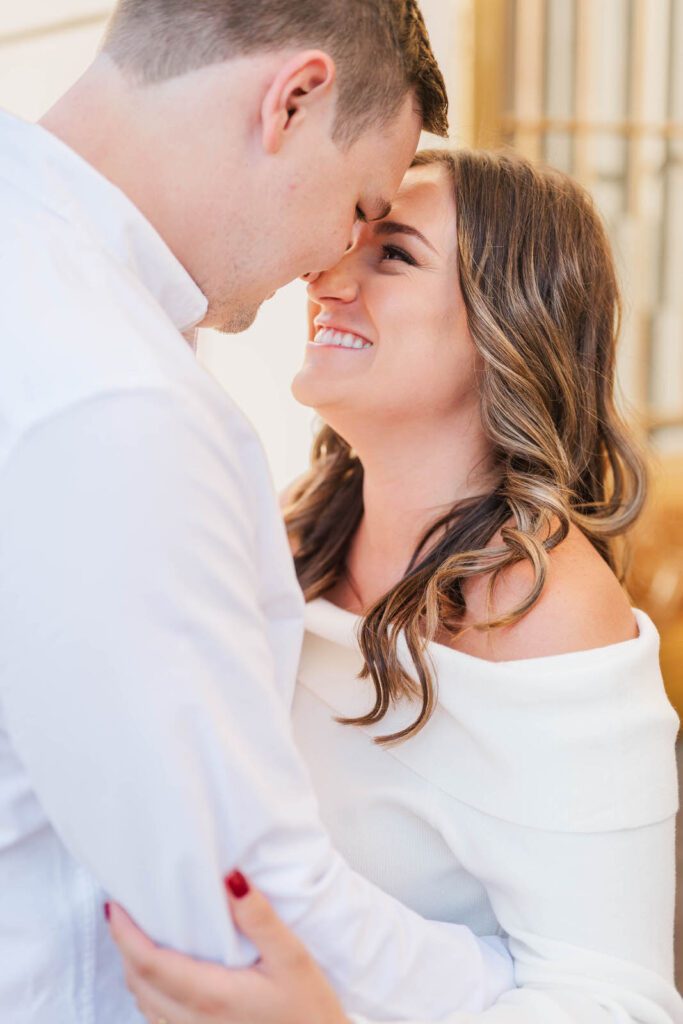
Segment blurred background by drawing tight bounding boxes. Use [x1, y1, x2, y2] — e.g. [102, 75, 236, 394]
[1, 0, 682, 986]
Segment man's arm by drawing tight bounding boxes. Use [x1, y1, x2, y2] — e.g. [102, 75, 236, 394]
[0, 389, 512, 1020]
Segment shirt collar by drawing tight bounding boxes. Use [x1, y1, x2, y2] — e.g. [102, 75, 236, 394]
[0, 108, 209, 334]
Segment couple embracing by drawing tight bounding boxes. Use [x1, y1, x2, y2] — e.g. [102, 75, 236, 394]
[0, 2, 680, 1023]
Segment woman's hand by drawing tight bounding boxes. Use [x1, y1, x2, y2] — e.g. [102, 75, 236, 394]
[106, 871, 350, 1024]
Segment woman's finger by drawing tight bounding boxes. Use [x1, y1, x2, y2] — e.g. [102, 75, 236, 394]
[224, 870, 309, 971]
[107, 902, 192, 997]
[107, 902, 243, 1016]
[123, 964, 197, 1024]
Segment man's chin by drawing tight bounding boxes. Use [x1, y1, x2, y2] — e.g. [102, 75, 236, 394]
[211, 302, 261, 335]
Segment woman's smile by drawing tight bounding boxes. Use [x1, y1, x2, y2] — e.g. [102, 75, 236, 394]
[310, 327, 374, 351]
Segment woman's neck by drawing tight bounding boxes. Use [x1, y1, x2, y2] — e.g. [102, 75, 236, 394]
[333, 414, 495, 612]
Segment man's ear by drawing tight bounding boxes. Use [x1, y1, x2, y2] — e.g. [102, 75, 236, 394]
[261, 50, 336, 155]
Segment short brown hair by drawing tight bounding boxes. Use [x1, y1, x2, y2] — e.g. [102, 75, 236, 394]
[102, 0, 448, 144]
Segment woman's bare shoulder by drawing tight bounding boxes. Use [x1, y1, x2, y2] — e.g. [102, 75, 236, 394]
[451, 523, 637, 662]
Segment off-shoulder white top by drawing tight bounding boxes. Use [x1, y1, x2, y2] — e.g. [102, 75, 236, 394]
[292, 599, 682, 1023]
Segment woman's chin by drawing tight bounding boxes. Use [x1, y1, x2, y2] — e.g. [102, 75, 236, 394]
[291, 366, 352, 411]
[292, 337, 382, 422]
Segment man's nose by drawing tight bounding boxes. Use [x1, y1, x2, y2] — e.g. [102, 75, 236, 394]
[300, 233, 357, 288]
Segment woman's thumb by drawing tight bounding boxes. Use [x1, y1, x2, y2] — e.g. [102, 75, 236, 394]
[224, 870, 303, 967]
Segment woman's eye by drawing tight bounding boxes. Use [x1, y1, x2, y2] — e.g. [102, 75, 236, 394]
[381, 244, 416, 265]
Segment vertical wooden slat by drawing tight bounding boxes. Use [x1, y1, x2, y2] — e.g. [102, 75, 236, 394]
[625, 0, 647, 214]
[472, 0, 507, 147]
[625, 0, 651, 416]
[513, 0, 546, 160]
[657, 0, 676, 309]
[652, 0, 683, 435]
[543, 0, 575, 171]
[573, 0, 594, 184]
[453, 0, 476, 147]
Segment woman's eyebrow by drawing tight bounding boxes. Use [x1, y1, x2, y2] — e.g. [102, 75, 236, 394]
[373, 219, 438, 254]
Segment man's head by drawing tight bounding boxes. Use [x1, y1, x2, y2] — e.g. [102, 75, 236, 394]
[95, 0, 448, 332]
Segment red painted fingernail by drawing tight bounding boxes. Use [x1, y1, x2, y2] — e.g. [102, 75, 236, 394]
[104, 902, 111, 922]
[225, 870, 249, 899]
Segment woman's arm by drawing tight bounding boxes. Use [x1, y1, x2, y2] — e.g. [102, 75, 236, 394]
[416, 807, 682, 1023]
[111, 816, 682, 1024]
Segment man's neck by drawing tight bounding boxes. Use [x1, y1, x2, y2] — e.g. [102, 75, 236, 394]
[38, 55, 253, 327]
[40, 58, 185, 266]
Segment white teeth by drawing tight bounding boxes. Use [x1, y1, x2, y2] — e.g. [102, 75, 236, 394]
[312, 328, 373, 350]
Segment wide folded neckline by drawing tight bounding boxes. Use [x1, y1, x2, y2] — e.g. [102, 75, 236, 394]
[299, 599, 679, 831]
[305, 596, 653, 672]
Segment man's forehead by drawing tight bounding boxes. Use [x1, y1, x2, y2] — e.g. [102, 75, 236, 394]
[359, 99, 422, 201]
[366, 197, 393, 222]
[362, 164, 416, 222]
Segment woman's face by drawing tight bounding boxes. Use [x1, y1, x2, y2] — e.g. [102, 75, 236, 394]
[292, 163, 480, 441]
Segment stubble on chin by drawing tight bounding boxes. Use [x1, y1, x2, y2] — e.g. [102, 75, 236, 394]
[207, 298, 261, 336]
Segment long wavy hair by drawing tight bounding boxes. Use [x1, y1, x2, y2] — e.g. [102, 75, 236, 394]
[284, 148, 647, 744]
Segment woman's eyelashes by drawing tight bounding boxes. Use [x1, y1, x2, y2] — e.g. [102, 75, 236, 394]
[380, 244, 417, 266]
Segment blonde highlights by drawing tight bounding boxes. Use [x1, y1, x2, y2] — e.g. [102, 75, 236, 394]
[285, 149, 647, 744]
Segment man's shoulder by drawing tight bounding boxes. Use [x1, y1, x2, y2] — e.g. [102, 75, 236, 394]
[0, 181, 267, 479]
[1, 209, 197, 431]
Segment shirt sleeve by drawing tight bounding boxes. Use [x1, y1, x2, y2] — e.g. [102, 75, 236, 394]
[350, 808, 682, 1023]
[0, 388, 513, 1021]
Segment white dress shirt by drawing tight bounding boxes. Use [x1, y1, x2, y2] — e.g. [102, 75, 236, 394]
[292, 598, 683, 1024]
[0, 109, 514, 1023]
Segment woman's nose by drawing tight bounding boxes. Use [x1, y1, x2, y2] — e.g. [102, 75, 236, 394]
[304, 258, 360, 305]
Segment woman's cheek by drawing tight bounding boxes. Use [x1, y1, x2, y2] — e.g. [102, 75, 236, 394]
[410, 343, 467, 416]
[374, 348, 437, 416]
